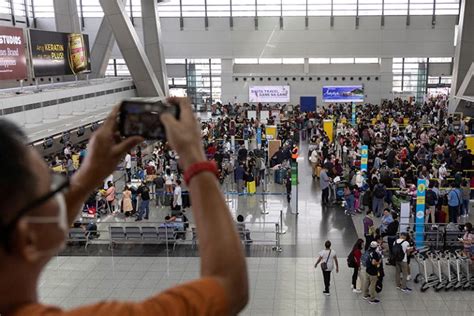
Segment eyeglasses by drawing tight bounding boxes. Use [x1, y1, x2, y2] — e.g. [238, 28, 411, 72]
[0, 173, 70, 248]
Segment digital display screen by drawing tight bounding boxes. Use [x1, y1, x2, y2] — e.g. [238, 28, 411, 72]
[322, 85, 364, 103]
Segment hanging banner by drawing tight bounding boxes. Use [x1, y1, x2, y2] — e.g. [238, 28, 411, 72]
[0, 26, 27, 80]
[360, 145, 368, 172]
[351, 102, 356, 125]
[415, 178, 427, 248]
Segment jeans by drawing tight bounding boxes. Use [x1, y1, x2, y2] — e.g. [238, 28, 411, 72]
[237, 179, 245, 193]
[138, 199, 150, 220]
[395, 261, 408, 289]
[448, 205, 459, 223]
[363, 272, 378, 300]
[322, 270, 331, 292]
[322, 187, 329, 205]
[372, 198, 384, 217]
[462, 199, 469, 216]
[155, 190, 164, 206]
[345, 195, 355, 213]
[352, 267, 359, 289]
[126, 168, 132, 183]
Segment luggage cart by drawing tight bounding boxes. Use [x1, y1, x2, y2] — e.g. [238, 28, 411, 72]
[414, 249, 440, 292]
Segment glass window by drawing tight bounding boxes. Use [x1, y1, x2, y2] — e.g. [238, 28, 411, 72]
[181, 0, 206, 17]
[166, 59, 187, 64]
[333, 0, 357, 16]
[358, 0, 383, 16]
[32, 0, 54, 17]
[308, 0, 331, 16]
[429, 57, 453, 63]
[282, 0, 306, 16]
[81, 0, 104, 18]
[157, 0, 181, 17]
[0, 0, 11, 15]
[207, 0, 231, 17]
[330, 58, 355, 64]
[435, 0, 460, 15]
[282, 58, 305, 64]
[259, 58, 283, 64]
[257, 0, 281, 17]
[355, 58, 380, 64]
[384, 0, 408, 16]
[235, 58, 258, 64]
[410, 0, 434, 15]
[232, 0, 256, 17]
[309, 58, 330, 64]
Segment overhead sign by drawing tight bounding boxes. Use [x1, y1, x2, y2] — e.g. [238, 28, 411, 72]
[323, 85, 364, 103]
[249, 85, 290, 103]
[360, 145, 368, 172]
[30, 29, 91, 77]
[415, 179, 427, 248]
[0, 26, 27, 80]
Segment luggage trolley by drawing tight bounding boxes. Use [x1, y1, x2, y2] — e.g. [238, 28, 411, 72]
[414, 248, 440, 292]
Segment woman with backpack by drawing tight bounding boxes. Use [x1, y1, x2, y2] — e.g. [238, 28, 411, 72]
[348, 239, 364, 293]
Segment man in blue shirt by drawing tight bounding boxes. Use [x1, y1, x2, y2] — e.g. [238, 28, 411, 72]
[380, 208, 394, 234]
[235, 164, 245, 194]
[448, 183, 462, 223]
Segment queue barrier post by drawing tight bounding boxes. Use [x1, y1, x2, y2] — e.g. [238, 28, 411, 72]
[272, 223, 282, 253]
[277, 209, 286, 235]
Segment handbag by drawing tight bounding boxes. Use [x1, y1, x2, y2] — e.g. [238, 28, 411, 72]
[321, 250, 331, 271]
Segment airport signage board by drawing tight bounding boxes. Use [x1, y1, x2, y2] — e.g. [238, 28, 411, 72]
[249, 85, 290, 103]
[0, 26, 27, 80]
[30, 29, 91, 77]
[322, 85, 364, 103]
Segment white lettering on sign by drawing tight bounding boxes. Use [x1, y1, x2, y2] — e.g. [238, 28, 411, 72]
[0, 35, 22, 45]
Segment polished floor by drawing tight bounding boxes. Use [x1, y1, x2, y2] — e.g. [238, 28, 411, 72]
[43, 139, 474, 315]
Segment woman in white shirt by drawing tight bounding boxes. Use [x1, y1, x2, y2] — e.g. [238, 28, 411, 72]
[164, 168, 174, 194]
[314, 240, 339, 296]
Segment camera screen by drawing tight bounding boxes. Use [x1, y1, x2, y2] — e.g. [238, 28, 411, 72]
[121, 101, 167, 139]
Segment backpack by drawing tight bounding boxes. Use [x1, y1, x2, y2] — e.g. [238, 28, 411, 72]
[347, 251, 356, 268]
[374, 184, 386, 199]
[392, 240, 406, 262]
[361, 251, 371, 267]
[425, 189, 437, 207]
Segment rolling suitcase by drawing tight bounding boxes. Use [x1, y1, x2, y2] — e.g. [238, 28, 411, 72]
[275, 168, 285, 185]
[247, 181, 256, 194]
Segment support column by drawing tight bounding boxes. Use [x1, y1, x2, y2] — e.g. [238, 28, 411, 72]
[90, 18, 115, 78]
[53, 0, 81, 33]
[141, 0, 169, 95]
[220, 58, 235, 103]
[99, 0, 164, 97]
[380, 58, 394, 102]
[449, 0, 474, 114]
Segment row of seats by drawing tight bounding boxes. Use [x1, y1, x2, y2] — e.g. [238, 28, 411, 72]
[109, 226, 186, 251]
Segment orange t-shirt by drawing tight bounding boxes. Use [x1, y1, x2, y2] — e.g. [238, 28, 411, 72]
[11, 278, 229, 316]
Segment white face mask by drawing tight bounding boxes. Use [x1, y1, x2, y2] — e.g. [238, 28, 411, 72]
[24, 190, 69, 257]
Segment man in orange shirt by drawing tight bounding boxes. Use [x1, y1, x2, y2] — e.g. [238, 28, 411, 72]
[0, 97, 248, 316]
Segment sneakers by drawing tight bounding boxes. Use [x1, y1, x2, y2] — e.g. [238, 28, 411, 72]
[323, 291, 330, 296]
[353, 289, 362, 293]
[396, 286, 401, 290]
[362, 295, 370, 300]
[401, 287, 412, 293]
[369, 299, 380, 304]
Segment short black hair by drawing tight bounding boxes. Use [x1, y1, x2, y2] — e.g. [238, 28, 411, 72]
[324, 240, 331, 249]
[237, 215, 244, 222]
[0, 120, 37, 226]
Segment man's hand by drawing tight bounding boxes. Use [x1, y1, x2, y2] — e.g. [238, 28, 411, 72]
[75, 106, 144, 189]
[161, 97, 207, 170]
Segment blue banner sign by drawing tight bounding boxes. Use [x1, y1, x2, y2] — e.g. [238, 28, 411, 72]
[360, 145, 368, 172]
[415, 179, 427, 248]
[351, 102, 356, 125]
[322, 85, 364, 103]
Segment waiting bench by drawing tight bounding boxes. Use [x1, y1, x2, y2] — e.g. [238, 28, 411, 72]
[109, 226, 180, 251]
[67, 227, 91, 249]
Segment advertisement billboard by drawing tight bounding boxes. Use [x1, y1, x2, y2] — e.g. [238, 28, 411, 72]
[0, 26, 27, 80]
[249, 85, 290, 103]
[30, 29, 91, 77]
[322, 85, 364, 103]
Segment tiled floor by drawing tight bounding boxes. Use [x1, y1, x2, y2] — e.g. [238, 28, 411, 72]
[43, 139, 474, 315]
[40, 256, 474, 316]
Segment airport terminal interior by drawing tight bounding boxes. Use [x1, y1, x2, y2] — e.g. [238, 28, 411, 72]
[1, 0, 474, 315]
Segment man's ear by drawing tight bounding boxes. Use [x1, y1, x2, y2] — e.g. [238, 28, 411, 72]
[13, 219, 42, 262]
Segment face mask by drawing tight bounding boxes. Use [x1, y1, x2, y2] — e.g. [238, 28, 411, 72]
[24, 191, 69, 257]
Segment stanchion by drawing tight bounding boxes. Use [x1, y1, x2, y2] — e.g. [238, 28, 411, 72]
[277, 209, 286, 235]
[272, 223, 283, 253]
[261, 192, 269, 215]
